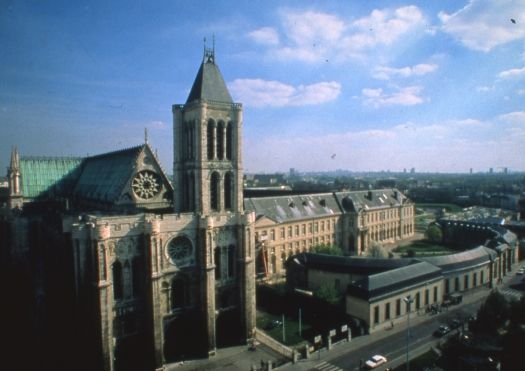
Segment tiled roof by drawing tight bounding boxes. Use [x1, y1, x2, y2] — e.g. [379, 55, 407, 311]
[186, 59, 233, 104]
[334, 188, 408, 212]
[245, 193, 341, 223]
[417, 246, 496, 274]
[290, 253, 416, 275]
[73, 145, 144, 203]
[19, 156, 83, 199]
[348, 261, 442, 301]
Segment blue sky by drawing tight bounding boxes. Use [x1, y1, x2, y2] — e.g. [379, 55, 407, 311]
[1, 0, 524, 173]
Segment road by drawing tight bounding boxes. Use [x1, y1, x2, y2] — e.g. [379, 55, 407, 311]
[306, 265, 525, 371]
[309, 301, 484, 371]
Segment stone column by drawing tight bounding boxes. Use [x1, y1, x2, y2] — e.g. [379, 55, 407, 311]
[201, 218, 217, 355]
[147, 219, 165, 369]
[239, 212, 256, 341]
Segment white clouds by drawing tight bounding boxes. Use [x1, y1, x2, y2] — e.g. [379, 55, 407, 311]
[350, 6, 425, 46]
[439, 0, 525, 52]
[248, 27, 279, 46]
[372, 63, 438, 80]
[362, 86, 425, 107]
[245, 114, 524, 172]
[476, 85, 494, 93]
[498, 67, 525, 79]
[228, 79, 341, 107]
[251, 6, 427, 63]
[498, 111, 525, 124]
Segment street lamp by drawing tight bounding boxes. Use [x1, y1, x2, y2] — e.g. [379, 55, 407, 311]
[403, 295, 414, 371]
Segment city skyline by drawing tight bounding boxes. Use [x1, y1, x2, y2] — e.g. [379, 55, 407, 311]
[1, 0, 525, 173]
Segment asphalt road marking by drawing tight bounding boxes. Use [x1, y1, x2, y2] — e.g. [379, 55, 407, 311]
[501, 288, 523, 300]
[314, 361, 344, 371]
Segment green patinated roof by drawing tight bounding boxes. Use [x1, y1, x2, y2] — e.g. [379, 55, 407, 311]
[73, 145, 144, 203]
[19, 157, 83, 199]
[186, 58, 233, 104]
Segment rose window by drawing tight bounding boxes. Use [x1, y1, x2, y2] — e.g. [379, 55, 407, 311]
[132, 171, 161, 199]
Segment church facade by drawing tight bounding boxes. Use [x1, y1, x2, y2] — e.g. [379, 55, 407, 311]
[2, 49, 256, 371]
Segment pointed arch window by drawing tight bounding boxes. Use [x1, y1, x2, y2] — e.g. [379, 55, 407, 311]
[215, 247, 222, 280]
[226, 122, 233, 160]
[112, 261, 123, 300]
[123, 261, 132, 299]
[171, 276, 188, 310]
[210, 172, 220, 211]
[227, 245, 235, 278]
[224, 172, 233, 210]
[207, 120, 215, 160]
[217, 121, 225, 160]
[132, 256, 144, 297]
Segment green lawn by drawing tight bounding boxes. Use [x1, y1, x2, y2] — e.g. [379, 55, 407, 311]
[393, 240, 455, 256]
[256, 310, 310, 346]
[416, 203, 463, 213]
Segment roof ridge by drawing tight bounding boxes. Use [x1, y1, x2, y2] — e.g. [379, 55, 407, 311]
[86, 144, 145, 160]
[20, 155, 84, 161]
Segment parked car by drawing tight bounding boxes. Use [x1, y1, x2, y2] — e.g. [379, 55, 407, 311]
[516, 268, 524, 275]
[433, 325, 451, 337]
[449, 318, 462, 329]
[265, 319, 282, 330]
[365, 355, 387, 369]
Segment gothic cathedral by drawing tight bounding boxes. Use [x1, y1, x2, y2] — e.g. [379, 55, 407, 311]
[2, 48, 256, 371]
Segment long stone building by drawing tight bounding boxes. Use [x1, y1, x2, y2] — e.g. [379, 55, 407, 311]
[287, 218, 519, 334]
[2, 49, 256, 371]
[245, 188, 415, 279]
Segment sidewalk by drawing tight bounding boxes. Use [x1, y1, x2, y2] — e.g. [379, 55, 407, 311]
[165, 268, 519, 371]
[283, 275, 514, 371]
[165, 343, 286, 371]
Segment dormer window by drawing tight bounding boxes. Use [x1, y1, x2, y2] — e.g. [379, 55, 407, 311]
[320, 199, 326, 207]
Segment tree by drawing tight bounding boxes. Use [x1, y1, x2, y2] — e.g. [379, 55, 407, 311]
[314, 283, 340, 305]
[366, 241, 387, 258]
[472, 291, 510, 335]
[311, 243, 343, 256]
[425, 224, 443, 243]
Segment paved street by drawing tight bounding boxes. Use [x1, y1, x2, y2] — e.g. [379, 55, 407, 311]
[165, 262, 525, 371]
[286, 262, 525, 371]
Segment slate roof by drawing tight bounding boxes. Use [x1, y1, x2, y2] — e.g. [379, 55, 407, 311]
[245, 193, 342, 223]
[15, 143, 172, 209]
[334, 188, 408, 213]
[186, 57, 233, 104]
[290, 252, 416, 275]
[73, 145, 144, 204]
[417, 246, 496, 274]
[19, 157, 83, 199]
[347, 261, 442, 301]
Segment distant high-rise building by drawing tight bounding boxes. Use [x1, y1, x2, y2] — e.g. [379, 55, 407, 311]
[470, 168, 473, 174]
[504, 167, 508, 174]
[489, 167, 494, 174]
[410, 167, 415, 174]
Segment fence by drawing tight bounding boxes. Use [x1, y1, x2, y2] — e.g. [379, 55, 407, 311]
[254, 328, 295, 360]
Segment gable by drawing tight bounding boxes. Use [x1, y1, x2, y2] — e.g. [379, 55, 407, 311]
[73, 144, 173, 210]
[254, 215, 278, 228]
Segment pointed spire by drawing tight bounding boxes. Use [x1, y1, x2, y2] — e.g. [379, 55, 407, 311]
[186, 40, 232, 104]
[203, 34, 215, 64]
[10, 146, 19, 171]
[144, 127, 149, 144]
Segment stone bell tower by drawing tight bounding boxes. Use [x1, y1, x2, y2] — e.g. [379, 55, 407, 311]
[172, 46, 243, 215]
[171, 45, 255, 356]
